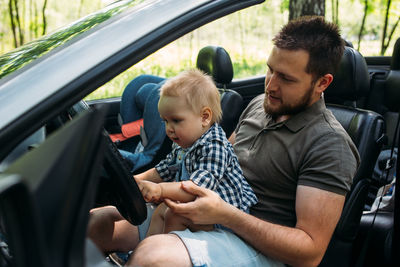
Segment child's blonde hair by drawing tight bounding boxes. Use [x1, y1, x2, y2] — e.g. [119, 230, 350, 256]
[159, 69, 222, 124]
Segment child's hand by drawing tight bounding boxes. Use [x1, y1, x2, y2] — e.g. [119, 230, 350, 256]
[137, 180, 162, 203]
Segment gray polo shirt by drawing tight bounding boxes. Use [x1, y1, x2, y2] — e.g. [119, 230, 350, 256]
[234, 94, 360, 227]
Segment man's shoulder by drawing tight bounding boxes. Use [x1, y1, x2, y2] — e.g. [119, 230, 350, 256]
[320, 108, 351, 138]
[305, 108, 360, 163]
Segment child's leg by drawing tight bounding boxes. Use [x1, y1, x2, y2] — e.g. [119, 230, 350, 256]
[163, 207, 214, 233]
[146, 203, 168, 237]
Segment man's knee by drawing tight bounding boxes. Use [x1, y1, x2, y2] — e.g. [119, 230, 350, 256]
[128, 234, 191, 267]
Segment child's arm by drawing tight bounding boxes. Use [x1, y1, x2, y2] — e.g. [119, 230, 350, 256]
[159, 181, 197, 203]
[134, 167, 163, 183]
[137, 180, 196, 203]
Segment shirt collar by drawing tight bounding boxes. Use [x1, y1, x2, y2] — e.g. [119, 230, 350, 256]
[283, 97, 326, 132]
[186, 123, 224, 152]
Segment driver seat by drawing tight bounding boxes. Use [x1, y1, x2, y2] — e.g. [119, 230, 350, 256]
[319, 47, 386, 266]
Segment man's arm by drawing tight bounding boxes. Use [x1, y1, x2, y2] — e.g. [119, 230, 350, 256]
[165, 182, 344, 267]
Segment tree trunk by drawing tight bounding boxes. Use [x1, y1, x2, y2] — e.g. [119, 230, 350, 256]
[357, 0, 368, 50]
[383, 16, 400, 56]
[14, 0, 24, 45]
[331, 0, 339, 25]
[8, 0, 18, 47]
[289, 0, 325, 20]
[34, 1, 38, 38]
[335, 0, 338, 25]
[381, 0, 391, 55]
[42, 0, 48, 35]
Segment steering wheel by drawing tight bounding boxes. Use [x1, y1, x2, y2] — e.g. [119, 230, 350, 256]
[71, 100, 147, 225]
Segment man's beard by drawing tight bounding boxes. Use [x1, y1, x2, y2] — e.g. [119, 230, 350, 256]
[264, 85, 314, 117]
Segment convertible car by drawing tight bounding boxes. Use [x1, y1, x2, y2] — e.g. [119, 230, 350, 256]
[0, 0, 398, 266]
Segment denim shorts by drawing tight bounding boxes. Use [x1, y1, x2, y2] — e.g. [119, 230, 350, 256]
[171, 228, 285, 267]
[138, 204, 284, 267]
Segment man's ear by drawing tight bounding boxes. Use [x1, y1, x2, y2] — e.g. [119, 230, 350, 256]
[201, 107, 212, 127]
[315, 74, 333, 94]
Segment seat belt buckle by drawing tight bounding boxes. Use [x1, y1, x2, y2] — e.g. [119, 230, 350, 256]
[385, 158, 395, 171]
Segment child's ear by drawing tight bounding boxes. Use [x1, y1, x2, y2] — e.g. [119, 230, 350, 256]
[201, 107, 212, 127]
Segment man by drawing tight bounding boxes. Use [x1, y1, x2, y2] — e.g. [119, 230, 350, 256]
[89, 16, 360, 266]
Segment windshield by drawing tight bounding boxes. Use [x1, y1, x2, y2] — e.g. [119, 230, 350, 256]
[0, 0, 147, 80]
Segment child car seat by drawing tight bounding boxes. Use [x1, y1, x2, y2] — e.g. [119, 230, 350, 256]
[114, 46, 243, 172]
[111, 75, 168, 173]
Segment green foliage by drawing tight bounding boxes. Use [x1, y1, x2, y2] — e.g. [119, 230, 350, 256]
[0, 0, 144, 79]
[2, 0, 400, 100]
[280, 0, 289, 12]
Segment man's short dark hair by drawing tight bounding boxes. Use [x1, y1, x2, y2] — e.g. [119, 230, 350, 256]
[273, 16, 344, 81]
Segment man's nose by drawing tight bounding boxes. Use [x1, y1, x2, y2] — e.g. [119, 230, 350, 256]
[265, 73, 277, 93]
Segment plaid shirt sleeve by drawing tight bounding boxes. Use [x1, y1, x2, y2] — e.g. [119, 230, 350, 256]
[155, 146, 178, 182]
[187, 125, 257, 211]
[189, 140, 228, 191]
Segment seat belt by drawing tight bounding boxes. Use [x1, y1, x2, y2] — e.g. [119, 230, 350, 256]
[355, 111, 399, 267]
[392, 121, 400, 266]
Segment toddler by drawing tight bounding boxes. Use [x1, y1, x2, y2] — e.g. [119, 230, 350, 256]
[134, 69, 257, 236]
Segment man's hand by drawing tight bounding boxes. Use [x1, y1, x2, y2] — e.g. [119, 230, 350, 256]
[164, 181, 234, 225]
[137, 180, 162, 203]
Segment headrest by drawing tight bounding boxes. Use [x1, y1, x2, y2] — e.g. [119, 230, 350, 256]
[391, 38, 400, 70]
[196, 46, 233, 85]
[384, 70, 400, 111]
[325, 47, 370, 103]
[343, 39, 354, 48]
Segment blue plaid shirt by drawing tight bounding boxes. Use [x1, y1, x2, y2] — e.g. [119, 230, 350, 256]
[155, 123, 257, 212]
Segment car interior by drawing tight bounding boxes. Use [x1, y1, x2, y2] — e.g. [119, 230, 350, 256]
[86, 39, 400, 266]
[0, 27, 399, 267]
[87, 40, 399, 266]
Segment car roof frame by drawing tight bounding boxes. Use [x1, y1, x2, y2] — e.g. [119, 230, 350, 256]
[0, 0, 264, 161]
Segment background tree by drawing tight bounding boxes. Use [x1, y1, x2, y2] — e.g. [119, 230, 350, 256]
[381, 0, 400, 55]
[358, 0, 369, 50]
[42, 0, 48, 35]
[8, 0, 24, 47]
[289, 0, 325, 20]
[331, 0, 339, 25]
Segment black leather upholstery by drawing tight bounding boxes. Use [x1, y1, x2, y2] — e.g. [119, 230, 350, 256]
[325, 47, 370, 106]
[320, 47, 385, 266]
[390, 38, 400, 71]
[356, 211, 394, 266]
[196, 46, 243, 138]
[351, 39, 400, 267]
[196, 46, 234, 86]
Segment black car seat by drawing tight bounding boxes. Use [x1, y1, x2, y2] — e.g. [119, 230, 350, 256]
[196, 46, 243, 138]
[319, 47, 386, 266]
[371, 38, 400, 187]
[324, 45, 370, 108]
[348, 39, 400, 267]
[362, 38, 400, 208]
